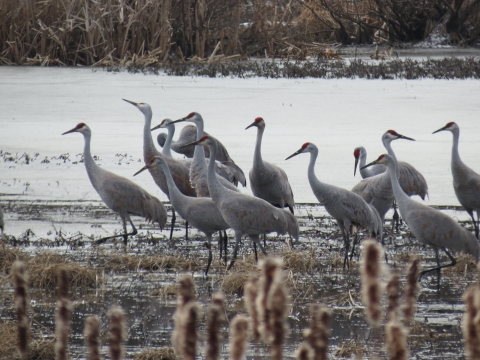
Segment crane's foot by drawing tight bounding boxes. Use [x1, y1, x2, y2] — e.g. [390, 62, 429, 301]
[95, 230, 137, 245]
[205, 242, 212, 276]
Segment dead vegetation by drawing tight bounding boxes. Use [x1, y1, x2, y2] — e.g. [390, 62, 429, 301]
[104, 254, 203, 272]
[134, 347, 177, 360]
[334, 340, 365, 357]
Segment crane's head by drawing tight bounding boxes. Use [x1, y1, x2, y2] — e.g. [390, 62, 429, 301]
[361, 153, 392, 169]
[179, 135, 211, 149]
[285, 142, 315, 160]
[353, 146, 366, 176]
[151, 119, 174, 131]
[122, 99, 152, 117]
[245, 117, 265, 130]
[62, 122, 90, 135]
[382, 130, 415, 144]
[433, 121, 458, 134]
[172, 112, 202, 125]
[133, 156, 166, 176]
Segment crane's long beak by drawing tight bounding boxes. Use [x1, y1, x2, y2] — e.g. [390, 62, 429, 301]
[179, 138, 202, 149]
[245, 121, 257, 130]
[432, 126, 447, 134]
[62, 127, 77, 135]
[171, 117, 187, 124]
[151, 123, 163, 131]
[360, 160, 377, 170]
[123, 99, 138, 107]
[354, 157, 359, 176]
[133, 164, 149, 177]
[397, 133, 415, 141]
[285, 148, 303, 160]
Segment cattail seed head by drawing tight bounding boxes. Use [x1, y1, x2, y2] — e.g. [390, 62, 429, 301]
[55, 268, 70, 360]
[268, 269, 289, 360]
[85, 316, 100, 360]
[386, 320, 409, 360]
[403, 257, 420, 323]
[178, 275, 196, 308]
[361, 240, 384, 327]
[109, 306, 126, 360]
[244, 276, 261, 343]
[463, 286, 480, 359]
[295, 343, 314, 360]
[305, 304, 330, 360]
[182, 302, 199, 360]
[205, 292, 225, 360]
[172, 274, 197, 357]
[386, 273, 401, 322]
[12, 261, 28, 359]
[229, 315, 249, 360]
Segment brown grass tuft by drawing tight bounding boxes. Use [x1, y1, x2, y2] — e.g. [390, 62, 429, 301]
[85, 316, 100, 360]
[12, 261, 28, 359]
[386, 272, 401, 322]
[221, 260, 260, 295]
[106, 254, 202, 272]
[360, 240, 384, 327]
[334, 341, 365, 358]
[0, 321, 54, 360]
[305, 304, 330, 360]
[403, 257, 420, 324]
[229, 315, 249, 360]
[205, 293, 225, 360]
[109, 306, 126, 360]
[133, 347, 176, 360]
[386, 320, 409, 360]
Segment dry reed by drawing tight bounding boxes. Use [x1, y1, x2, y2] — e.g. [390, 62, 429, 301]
[55, 268, 70, 360]
[385, 320, 409, 360]
[360, 240, 384, 327]
[403, 257, 420, 323]
[386, 273, 401, 322]
[205, 292, 225, 360]
[304, 304, 330, 360]
[84, 316, 100, 360]
[229, 315, 249, 360]
[109, 306, 126, 360]
[12, 261, 28, 359]
[463, 285, 480, 359]
[244, 276, 261, 342]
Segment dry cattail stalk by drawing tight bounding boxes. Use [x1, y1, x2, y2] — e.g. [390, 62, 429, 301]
[386, 273, 401, 322]
[85, 315, 100, 360]
[305, 304, 331, 360]
[244, 276, 261, 343]
[385, 320, 409, 360]
[109, 306, 126, 360]
[257, 257, 282, 343]
[295, 343, 314, 360]
[182, 301, 199, 360]
[172, 274, 196, 357]
[55, 268, 70, 360]
[12, 261, 29, 359]
[268, 270, 289, 360]
[463, 286, 480, 359]
[229, 315, 249, 360]
[403, 257, 420, 323]
[205, 292, 226, 360]
[360, 240, 384, 327]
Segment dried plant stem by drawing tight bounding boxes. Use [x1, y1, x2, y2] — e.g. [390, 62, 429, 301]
[463, 286, 480, 359]
[386, 273, 401, 322]
[182, 302, 199, 360]
[244, 276, 261, 343]
[205, 293, 226, 360]
[268, 275, 289, 360]
[403, 257, 420, 324]
[385, 320, 409, 360]
[85, 316, 100, 360]
[360, 240, 384, 327]
[109, 306, 126, 360]
[305, 304, 330, 360]
[295, 343, 314, 360]
[229, 315, 249, 360]
[12, 261, 29, 359]
[55, 268, 70, 360]
[172, 274, 196, 357]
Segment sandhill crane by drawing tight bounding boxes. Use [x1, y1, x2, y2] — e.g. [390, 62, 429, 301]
[172, 112, 246, 197]
[182, 135, 299, 269]
[353, 146, 386, 178]
[286, 142, 382, 268]
[123, 99, 196, 241]
[433, 122, 480, 238]
[62, 123, 167, 245]
[134, 156, 230, 275]
[362, 154, 480, 289]
[246, 117, 295, 213]
[152, 119, 246, 185]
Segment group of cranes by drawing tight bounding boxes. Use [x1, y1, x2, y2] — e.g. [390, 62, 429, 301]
[61, 102, 480, 286]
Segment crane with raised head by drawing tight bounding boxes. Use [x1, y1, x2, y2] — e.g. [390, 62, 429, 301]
[286, 142, 382, 268]
[172, 112, 246, 197]
[362, 153, 480, 289]
[62, 123, 167, 245]
[433, 122, 480, 238]
[181, 135, 299, 270]
[123, 99, 196, 241]
[134, 156, 230, 275]
[246, 117, 295, 213]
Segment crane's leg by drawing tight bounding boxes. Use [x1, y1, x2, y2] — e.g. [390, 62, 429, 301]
[251, 234, 267, 260]
[476, 211, 480, 239]
[218, 231, 223, 262]
[349, 233, 358, 262]
[223, 230, 228, 264]
[95, 215, 137, 245]
[227, 232, 242, 271]
[205, 234, 213, 276]
[419, 248, 456, 289]
[264, 234, 267, 249]
[169, 209, 176, 241]
[253, 242, 258, 263]
[185, 221, 189, 241]
[339, 226, 349, 270]
[392, 201, 400, 234]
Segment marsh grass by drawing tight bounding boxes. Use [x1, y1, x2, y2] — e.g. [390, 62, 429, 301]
[133, 347, 176, 360]
[105, 254, 203, 272]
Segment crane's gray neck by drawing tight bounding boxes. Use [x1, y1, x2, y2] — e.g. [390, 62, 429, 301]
[306, 147, 334, 204]
[158, 160, 184, 205]
[82, 132, 101, 178]
[383, 139, 400, 176]
[386, 157, 410, 206]
[193, 119, 207, 165]
[451, 129, 463, 168]
[358, 152, 370, 178]
[143, 109, 158, 163]
[253, 126, 264, 165]
[206, 140, 228, 203]
[163, 125, 174, 158]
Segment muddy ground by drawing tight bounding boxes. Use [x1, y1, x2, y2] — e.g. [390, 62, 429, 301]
[0, 200, 477, 359]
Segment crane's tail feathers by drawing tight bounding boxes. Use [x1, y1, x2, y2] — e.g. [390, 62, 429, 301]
[143, 197, 168, 231]
[218, 161, 247, 187]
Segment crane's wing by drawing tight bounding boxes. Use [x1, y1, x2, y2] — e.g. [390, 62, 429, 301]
[182, 198, 230, 231]
[336, 190, 383, 235]
[172, 125, 199, 158]
[213, 160, 247, 187]
[398, 161, 428, 199]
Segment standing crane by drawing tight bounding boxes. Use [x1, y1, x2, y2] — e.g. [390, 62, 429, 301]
[433, 122, 480, 238]
[172, 112, 246, 197]
[246, 117, 295, 213]
[286, 142, 382, 268]
[362, 154, 480, 289]
[62, 123, 167, 245]
[134, 156, 230, 275]
[123, 99, 196, 241]
[181, 135, 299, 270]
